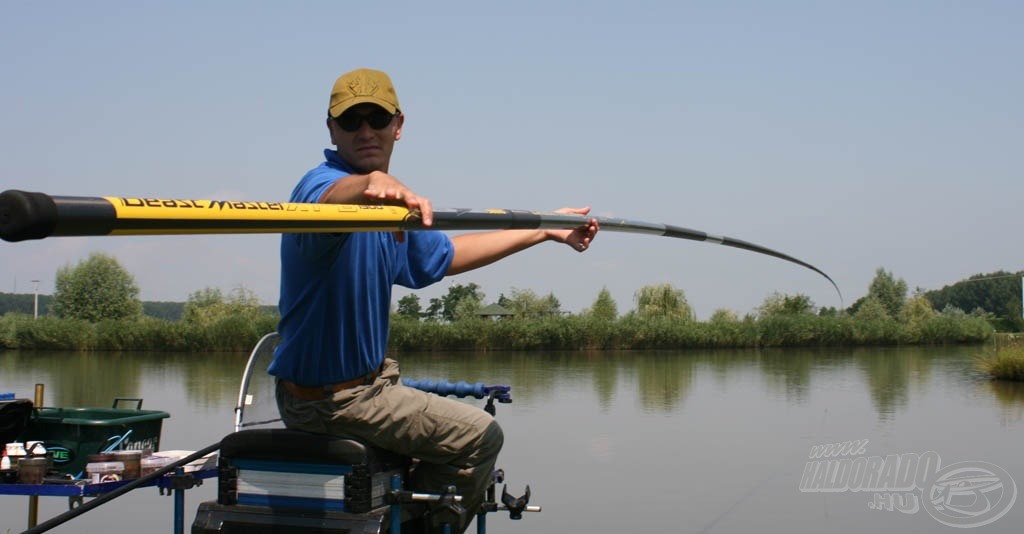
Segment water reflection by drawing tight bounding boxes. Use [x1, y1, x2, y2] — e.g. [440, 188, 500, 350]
[584, 351, 619, 411]
[0, 351, 146, 408]
[987, 380, 1024, 426]
[989, 380, 1024, 404]
[0, 345, 1010, 423]
[178, 352, 250, 407]
[756, 348, 817, 403]
[2, 345, 1021, 534]
[855, 347, 914, 421]
[0, 350, 248, 409]
[403, 349, 699, 414]
[630, 351, 696, 413]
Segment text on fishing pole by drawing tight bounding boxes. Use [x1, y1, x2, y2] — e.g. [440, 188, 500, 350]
[117, 198, 287, 210]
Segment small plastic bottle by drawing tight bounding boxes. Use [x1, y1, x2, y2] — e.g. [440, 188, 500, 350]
[1, 449, 10, 470]
[5, 442, 27, 457]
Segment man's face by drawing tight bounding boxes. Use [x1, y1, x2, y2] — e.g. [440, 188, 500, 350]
[328, 103, 403, 174]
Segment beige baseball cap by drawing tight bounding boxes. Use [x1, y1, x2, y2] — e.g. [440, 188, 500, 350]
[328, 68, 400, 117]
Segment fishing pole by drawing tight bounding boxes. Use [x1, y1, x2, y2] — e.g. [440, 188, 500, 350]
[0, 190, 842, 301]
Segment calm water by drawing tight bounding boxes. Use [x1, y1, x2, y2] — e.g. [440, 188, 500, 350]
[1, 345, 1022, 533]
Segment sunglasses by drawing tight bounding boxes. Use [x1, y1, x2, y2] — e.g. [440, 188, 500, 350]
[334, 108, 399, 132]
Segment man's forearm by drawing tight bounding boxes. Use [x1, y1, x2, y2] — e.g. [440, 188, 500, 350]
[319, 174, 372, 204]
[447, 230, 550, 275]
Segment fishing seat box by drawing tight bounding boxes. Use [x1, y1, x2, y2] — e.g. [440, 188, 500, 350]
[192, 428, 411, 534]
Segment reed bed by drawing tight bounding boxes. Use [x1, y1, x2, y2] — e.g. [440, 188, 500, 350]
[976, 335, 1024, 381]
[0, 310, 994, 352]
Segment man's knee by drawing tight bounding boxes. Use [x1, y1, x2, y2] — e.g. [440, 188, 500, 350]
[480, 419, 504, 459]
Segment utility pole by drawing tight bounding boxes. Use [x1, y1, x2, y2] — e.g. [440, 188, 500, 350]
[31, 279, 40, 319]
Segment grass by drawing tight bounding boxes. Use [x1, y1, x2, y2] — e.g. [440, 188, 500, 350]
[976, 336, 1024, 381]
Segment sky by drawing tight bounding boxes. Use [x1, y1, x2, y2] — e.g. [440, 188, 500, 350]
[1, 1, 1021, 319]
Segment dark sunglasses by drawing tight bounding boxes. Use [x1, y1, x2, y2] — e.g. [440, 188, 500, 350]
[334, 108, 398, 132]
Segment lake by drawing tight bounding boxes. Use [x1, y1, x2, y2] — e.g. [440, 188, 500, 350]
[1, 344, 1021, 533]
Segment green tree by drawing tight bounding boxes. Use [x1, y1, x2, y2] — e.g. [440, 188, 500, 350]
[925, 271, 1024, 331]
[396, 294, 422, 319]
[633, 284, 694, 320]
[441, 283, 485, 322]
[184, 287, 225, 321]
[587, 287, 618, 322]
[854, 296, 891, 321]
[757, 292, 816, 317]
[0, 292, 53, 316]
[425, 297, 444, 322]
[51, 252, 142, 322]
[709, 308, 738, 323]
[451, 297, 482, 321]
[499, 288, 561, 317]
[866, 267, 907, 318]
[900, 294, 936, 324]
[183, 286, 263, 324]
[143, 300, 185, 321]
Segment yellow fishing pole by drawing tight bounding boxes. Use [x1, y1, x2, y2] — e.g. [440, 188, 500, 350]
[0, 190, 842, 301]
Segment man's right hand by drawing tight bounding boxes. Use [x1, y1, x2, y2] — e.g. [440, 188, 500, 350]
[320, 170, 434, 226]
[363, 171, 434, 226]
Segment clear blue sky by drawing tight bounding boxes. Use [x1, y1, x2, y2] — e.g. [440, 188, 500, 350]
[2, 1, 1021, 318]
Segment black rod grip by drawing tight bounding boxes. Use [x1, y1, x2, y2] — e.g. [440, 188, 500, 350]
[0, 190, 58, 242]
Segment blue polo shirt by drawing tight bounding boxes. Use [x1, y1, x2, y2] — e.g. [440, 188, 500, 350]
[268, 149, 453, 386]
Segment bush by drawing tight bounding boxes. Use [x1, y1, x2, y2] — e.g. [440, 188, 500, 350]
[1, 314, 95, 350]
[976, 337, 1024, 381]
[0, 300, 994, 352]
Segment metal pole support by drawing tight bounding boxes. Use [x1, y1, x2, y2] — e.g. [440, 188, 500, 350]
[27, 383, 44, 529]
[390, 474, 402, 534]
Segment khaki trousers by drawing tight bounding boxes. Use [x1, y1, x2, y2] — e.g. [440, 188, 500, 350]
[276, 358, 503, 533]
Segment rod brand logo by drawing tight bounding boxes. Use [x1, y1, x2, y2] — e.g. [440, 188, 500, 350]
[116, 198, 286, 210]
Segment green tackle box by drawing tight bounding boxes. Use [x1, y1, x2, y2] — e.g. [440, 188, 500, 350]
[20, 399, 169, 477]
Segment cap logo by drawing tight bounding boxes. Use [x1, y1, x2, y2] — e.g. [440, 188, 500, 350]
[347, 75, 379, 98]
[330, 69, 399, 116]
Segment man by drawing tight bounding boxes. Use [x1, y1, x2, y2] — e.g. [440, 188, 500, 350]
[269, 68, 598, 532]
